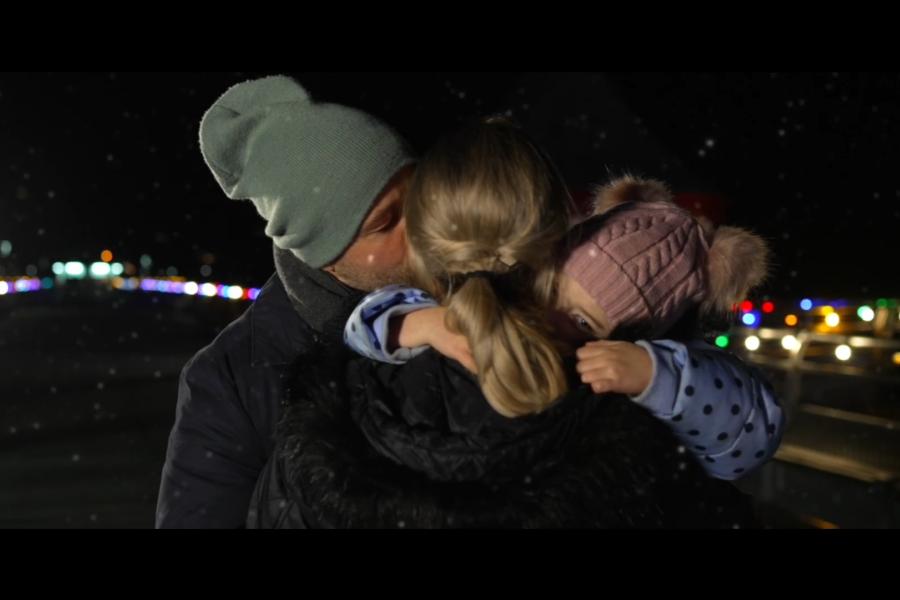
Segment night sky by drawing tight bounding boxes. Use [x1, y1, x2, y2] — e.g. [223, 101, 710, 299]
[1, 72, 897, 297]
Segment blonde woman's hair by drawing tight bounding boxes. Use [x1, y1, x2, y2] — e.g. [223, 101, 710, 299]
[404, 118, 574, 417]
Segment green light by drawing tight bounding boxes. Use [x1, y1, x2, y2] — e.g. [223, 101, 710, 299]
[876, 298, 888, 309]
[857, 306, 875, 322]
[715, 335, 729, 348]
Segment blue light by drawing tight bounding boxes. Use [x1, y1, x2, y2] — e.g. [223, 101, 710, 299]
[800, 298, 813, 311]
[742, 311, 761, 327]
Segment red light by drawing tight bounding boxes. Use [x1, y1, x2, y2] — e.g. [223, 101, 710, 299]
[740, 301, 753, 313]
[762, 301, 775, 314]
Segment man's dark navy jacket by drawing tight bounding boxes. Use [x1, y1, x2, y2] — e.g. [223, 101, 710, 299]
[155, 249, 359, 528]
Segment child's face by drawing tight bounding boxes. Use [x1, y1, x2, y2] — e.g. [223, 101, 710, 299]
[550, 273, 612, 346]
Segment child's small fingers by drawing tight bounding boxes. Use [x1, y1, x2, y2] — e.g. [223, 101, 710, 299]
[575, 346, 595, 361]
[576, 357, 613, 375]
[585, 340, 622, 349]
[585, 339, 611, 346]
[576, 342, 615, 359]
[580, 368, 612, 385]
[590, 379, 615, 394]
[578, 343, 621, 359]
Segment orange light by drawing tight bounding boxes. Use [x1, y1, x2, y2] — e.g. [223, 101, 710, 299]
[101, 250, 113, 263]
[821, 305, 834, 315]
[785, 314, 798, 327]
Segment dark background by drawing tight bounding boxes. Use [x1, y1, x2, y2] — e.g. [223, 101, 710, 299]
[1, 72, 897, 298]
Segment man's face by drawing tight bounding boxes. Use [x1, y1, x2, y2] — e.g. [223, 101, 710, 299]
[323, 165, 415, 292]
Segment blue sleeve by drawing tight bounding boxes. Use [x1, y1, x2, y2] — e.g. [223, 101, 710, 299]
[631, 339, 785, 481]
[343, 285, 440, 364]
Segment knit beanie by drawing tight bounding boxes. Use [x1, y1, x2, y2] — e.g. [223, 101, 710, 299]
[199, 75, 417, 268]
[562, 177, 711, 338]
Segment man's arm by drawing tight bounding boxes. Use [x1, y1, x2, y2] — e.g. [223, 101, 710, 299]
[155, 350, 268, 528]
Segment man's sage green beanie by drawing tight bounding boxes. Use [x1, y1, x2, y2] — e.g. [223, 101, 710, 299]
[199, 75, 416, 269]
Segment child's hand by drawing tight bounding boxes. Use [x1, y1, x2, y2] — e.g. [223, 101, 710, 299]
[575, 340, 653, 396]
[391, 307, 477, 374]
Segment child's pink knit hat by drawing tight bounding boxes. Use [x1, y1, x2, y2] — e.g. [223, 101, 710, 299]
[563, 176, 769, 338]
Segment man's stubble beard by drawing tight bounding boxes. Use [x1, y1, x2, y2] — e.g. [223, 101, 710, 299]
[328, 260, 415, 292]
